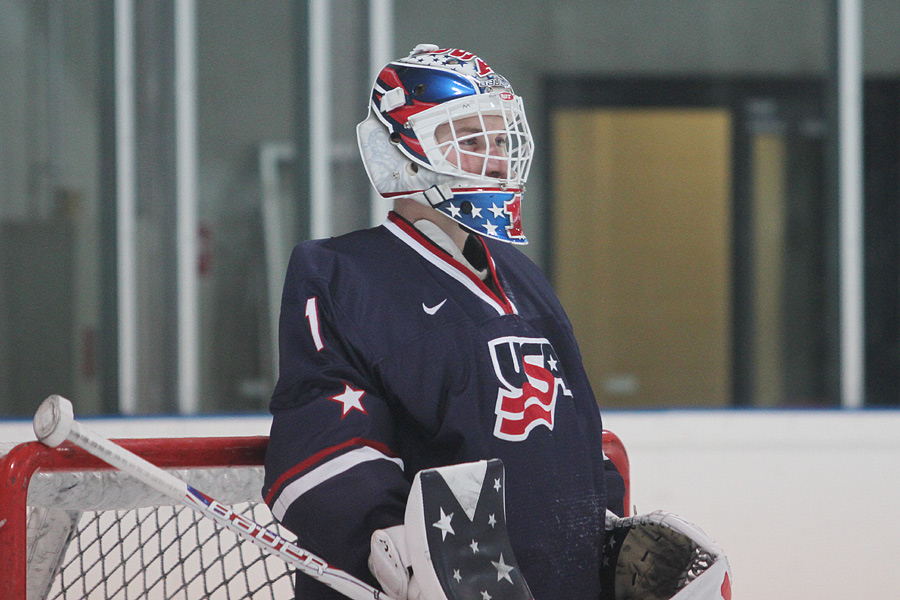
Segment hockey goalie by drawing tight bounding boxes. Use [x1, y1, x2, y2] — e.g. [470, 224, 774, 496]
[262, 42, 730, 600]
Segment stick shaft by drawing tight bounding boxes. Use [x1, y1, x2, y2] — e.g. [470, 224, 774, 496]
[62, 420, 390, 600]
[68, 420, 188, 498]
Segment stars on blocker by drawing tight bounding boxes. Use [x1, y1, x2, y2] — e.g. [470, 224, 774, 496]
[433, 507, 455, 540]
[492, 553, 515, 583]
[419, 461, 529, 598]
[329, 383, 367, 418]
[431, 500, 519, 594]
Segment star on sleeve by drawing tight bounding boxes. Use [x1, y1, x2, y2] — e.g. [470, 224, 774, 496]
[329, 383, 367, 418]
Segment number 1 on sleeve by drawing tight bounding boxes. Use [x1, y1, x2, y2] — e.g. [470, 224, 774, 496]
[305, 297, 324, 351]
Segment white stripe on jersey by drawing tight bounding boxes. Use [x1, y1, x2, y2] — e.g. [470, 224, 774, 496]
[384, 218, 517, 316]
[271, 446, 404, 521]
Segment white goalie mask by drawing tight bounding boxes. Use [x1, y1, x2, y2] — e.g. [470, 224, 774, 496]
[357, 44, 534, 244]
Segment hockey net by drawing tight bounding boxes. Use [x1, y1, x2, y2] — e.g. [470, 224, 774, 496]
[0, 437, 294, 600]
[0, 431, 631, 600]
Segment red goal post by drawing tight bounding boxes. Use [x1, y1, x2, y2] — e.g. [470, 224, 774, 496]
[0, 432, 630, 600]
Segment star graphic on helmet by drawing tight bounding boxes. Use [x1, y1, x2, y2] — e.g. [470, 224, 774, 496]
[489, 204, 506, 218]
[415, 54, 445, 66]
[329, 384, 367, 418]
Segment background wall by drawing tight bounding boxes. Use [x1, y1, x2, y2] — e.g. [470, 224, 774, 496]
[4, 1, 900, 414]
[3, 410, 898, 599]
[391, 0, 840, 261]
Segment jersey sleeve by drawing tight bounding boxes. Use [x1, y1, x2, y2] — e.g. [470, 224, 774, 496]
[262, 244, 409, 598]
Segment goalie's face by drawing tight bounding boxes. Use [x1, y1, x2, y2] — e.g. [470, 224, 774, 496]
[434, 115, 511, 180]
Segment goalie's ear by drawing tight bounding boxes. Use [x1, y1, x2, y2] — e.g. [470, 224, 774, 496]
[404, 459, 534, 600]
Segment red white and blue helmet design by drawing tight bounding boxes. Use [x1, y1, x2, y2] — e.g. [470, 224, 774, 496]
[357, 44, 534, 244]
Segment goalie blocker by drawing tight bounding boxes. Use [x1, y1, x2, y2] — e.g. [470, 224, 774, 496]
[369, 459, 533, 600]
[371, 460, 731, 600]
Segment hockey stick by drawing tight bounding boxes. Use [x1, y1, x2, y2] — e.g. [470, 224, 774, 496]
[32, 395, 395, 600]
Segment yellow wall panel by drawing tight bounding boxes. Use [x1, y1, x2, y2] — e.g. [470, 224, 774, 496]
[553, 108, 732, 407]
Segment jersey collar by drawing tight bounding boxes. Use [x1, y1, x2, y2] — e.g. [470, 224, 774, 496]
[384, 212, 517, 316]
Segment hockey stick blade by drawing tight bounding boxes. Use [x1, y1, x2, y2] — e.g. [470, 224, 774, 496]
[33, 394, 395, 600]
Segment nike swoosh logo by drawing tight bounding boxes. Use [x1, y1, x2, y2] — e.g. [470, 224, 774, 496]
[422, 299, 448, 315]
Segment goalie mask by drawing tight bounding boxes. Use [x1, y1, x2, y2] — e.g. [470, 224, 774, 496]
[357, 44, 534, 244]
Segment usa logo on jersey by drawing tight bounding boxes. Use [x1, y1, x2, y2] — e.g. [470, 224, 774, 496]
[488, 336, 573, 442]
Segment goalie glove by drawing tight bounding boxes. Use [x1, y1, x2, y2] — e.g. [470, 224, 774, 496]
[600, 510, 732, 600]
[370, 459, 533, 600]
[369, 525, 423, 600]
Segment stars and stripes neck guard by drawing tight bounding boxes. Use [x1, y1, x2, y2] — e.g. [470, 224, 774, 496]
[427, 187, 526, 245]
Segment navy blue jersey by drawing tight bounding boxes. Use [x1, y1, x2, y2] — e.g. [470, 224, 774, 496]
[264, 212, 618, 599]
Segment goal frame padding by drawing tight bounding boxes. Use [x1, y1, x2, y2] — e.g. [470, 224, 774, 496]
[0, 436, 269, 600]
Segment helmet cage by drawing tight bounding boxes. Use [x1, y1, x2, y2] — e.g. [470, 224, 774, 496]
[406, 92, 533, 191]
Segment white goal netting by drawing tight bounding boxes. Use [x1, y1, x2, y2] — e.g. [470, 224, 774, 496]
[2, 440, 296, 600]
